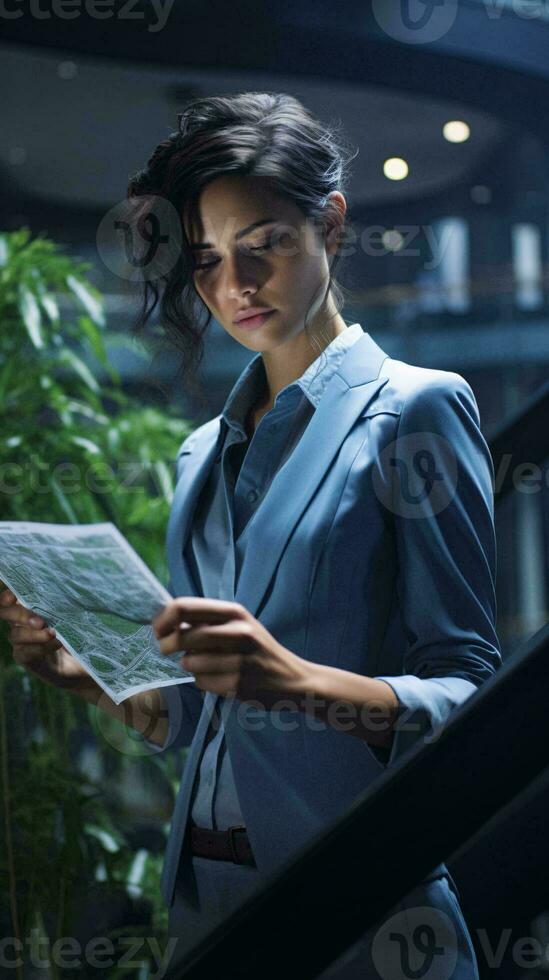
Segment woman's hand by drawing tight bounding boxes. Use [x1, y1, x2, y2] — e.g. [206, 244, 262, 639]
[0, 585, 86, 689]
[153, 597, 311, 709]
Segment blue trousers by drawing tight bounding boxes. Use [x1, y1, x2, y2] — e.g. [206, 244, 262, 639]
[161, 856, 480, 979]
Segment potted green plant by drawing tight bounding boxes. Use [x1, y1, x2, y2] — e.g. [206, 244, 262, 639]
[0, 227, 193, 978]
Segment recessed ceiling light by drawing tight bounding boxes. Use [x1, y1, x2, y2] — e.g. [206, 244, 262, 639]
[382, 229, 405, 251]
[383, 157, 409, 181]
[443, 120, 470, 143]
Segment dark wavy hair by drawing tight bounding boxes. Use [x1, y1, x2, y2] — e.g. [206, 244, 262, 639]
[126, 91, 359, 406]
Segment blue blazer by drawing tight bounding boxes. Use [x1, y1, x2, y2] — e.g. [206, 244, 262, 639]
[157, 329, 501, 910]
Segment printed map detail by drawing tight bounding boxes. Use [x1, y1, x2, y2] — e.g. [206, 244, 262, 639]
[0, 521, 195, 704]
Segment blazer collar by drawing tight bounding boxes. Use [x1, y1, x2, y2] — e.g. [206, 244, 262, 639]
[166, 329, 390, 618]
[221, 321, 366, 438]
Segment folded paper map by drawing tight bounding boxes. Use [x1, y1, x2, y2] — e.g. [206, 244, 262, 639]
[0, 521, 195, 704]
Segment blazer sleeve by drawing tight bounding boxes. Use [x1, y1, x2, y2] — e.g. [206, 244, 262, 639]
[371, 372, 502, 768]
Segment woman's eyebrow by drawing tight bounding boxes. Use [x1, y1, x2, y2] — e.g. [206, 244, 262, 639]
[189, 218, 277, 251]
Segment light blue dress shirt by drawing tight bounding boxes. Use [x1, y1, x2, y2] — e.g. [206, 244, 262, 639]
[184, 322, 366, 831]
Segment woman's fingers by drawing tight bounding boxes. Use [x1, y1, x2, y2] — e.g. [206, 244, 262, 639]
[5, 613, 62, 669]
[12, 638, 63, 659]
[158, 629, 189, 656]
[0, 588, 26, 616]
[0, 591, 47, 629]
[9, 624, 57, 645]
[181, 653, 242, 674]
[12, 634, 64, 662]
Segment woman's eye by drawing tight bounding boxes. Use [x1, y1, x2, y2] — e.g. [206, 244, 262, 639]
[194, 235, 278, 272]
[248, 238, 274, 252]
[194, 260, 218, 272]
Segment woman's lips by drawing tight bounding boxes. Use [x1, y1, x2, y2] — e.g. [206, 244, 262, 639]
[235, 310, 276, 329]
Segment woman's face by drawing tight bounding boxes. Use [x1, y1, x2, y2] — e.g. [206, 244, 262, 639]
[183, 174, 344, 352]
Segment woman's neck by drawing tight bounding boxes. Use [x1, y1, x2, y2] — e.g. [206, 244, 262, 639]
[260, 312, 348, 409]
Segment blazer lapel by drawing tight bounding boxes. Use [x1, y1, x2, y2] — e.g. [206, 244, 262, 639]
[166, 330, 390, 620]
[166, 417, 223, 598]
[234, 330, 390, 619]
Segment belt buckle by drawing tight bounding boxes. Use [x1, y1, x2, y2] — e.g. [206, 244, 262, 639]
[227, 825, 247, 863]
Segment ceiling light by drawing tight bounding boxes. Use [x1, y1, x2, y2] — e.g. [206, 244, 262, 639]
[443, 120, 470, 143]
[383, 157, 409, 181]
[382, 229, 405, 251]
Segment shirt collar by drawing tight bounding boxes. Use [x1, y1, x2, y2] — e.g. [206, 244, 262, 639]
[221, 322, 364, 435]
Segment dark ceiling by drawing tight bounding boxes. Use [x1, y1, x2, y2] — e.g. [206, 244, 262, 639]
[1, 41, 507, 214]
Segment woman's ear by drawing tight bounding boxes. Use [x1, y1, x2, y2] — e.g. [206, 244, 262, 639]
[324, 191, 347, 257]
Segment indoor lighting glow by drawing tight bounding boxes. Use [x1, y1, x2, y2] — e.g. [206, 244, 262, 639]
[383, 157, 409, 181]
[382, 229, 405, 251]
[443, 120, 470, 143]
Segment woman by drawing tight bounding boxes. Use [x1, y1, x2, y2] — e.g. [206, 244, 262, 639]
[1, 93, 501, 978]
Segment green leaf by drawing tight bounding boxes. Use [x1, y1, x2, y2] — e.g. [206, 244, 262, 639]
[70, 435, 102, 455]
[66, 274, 106, 327]
[49, 474, 79, 523]
[58, 348, 100, 392]
[151, 460, 174, 503]
[40, 293, 60, 323]
[65, 399, 109, 425]
[77, 314, 110, 368]
[18, 284, 44, 349]
[84, 824, 120, 853]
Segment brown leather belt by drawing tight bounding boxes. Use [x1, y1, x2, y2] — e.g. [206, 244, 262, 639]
[189, 824, 256, 866]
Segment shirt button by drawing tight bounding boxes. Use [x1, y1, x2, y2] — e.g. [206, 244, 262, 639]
[247, 489, 258, 503]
